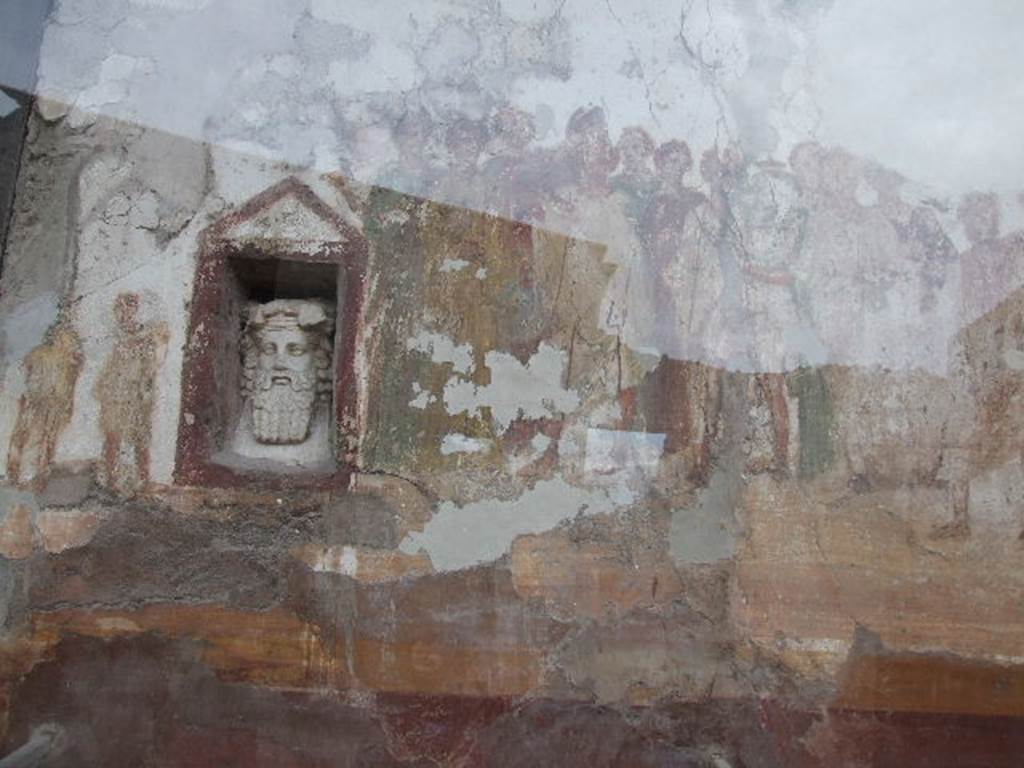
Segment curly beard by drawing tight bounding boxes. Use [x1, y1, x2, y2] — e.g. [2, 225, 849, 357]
[250, 369, 318, 444]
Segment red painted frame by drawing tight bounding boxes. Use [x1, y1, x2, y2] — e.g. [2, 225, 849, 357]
[174, 178, 368, 490]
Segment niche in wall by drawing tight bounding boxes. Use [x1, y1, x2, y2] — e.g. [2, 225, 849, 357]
[175, 178, 367, 490]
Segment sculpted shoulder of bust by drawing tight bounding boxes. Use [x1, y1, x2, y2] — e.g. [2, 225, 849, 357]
[241, 299, 334, 445]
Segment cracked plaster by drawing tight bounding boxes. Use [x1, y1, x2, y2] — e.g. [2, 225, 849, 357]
[0, 1, 1023, 764]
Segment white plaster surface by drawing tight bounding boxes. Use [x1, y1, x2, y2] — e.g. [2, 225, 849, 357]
[443, 344, 580, 433]
[584, 429, 666, 477]
[11, 0, 1019, 193]
[399, 475, 622, 571]
[407, 331, 474, 376]
[440, 434, 493, 456]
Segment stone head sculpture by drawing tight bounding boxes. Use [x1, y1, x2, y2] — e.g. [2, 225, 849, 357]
[241, 299, 334, 445]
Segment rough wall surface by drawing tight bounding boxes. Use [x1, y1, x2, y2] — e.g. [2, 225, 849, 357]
[1, 1, 1023, 766]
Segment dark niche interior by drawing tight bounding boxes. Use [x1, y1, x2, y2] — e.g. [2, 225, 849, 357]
[230, 254, 341, 303]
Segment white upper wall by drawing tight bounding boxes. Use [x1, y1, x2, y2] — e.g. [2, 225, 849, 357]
[14, 0, 1023, 196]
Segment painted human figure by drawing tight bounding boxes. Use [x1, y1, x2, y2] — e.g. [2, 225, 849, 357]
[6, 320, 82, 486]
[241, 299, 334, 445]
[959, 193, 1023, 323]
[727, 164, 829, 475]
[610, 126, 658, 223]
[642, 139, 712, 357]
[435, 117, 489, 210]
[482, 106, 539, 220]
[697, 144, 748, 360]
[927, 195, 1024, 538]
[94, 293, 169, 493]
[378, 109, 440, 198]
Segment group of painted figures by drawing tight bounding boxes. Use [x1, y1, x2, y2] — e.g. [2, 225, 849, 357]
[7, 103, 1024, 538]
[378, 103, 1020, 374]
[374, 103, 1024, 535]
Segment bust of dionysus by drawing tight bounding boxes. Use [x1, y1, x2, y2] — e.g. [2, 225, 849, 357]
[240, 299, 334, 445]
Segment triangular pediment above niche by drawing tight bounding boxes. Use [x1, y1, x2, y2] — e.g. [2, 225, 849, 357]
[209, 177, 357, 253]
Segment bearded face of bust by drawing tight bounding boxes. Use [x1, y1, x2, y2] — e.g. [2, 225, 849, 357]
[241, 300, 333, 445]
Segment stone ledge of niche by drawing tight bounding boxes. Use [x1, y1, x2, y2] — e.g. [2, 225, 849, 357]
[149, 484, 334, 518]
[145, 473, 434, 531]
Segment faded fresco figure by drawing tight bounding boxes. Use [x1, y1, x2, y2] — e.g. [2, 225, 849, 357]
[610, 126, 657, 222]
[959, 192, 1024, 324]
[482, 106, 538, 220]
[729, 165, 820, 371]
[6, 321, 83, 486]
[241, 299, 334, 447]
[789, 142, 869, 366]
[642, 139, 714, 358]
[935, 264, 1024, 539]
[696, 144, 748, 366]
[549, 109, 627, 331]
[727, 164, 828, 475]
[435, 117, 489, 210]
[378, 109, 440, 198]
[94, 293, 169, 494]
[905, 205, 958, 313]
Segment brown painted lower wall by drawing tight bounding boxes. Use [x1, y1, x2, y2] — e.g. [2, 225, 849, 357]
[3, 627, 1024, 768]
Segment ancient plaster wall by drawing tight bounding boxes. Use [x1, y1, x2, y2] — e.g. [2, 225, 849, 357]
[0, 1, 1023, 766]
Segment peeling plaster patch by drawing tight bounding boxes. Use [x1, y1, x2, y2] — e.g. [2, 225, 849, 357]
[1, 292, 59, 368]
[440, 434, 492, 455]
[443, 343, 579, 432]
[399, 476, 619, 572]
[669, 467, 740, 565]
[0, 91, 18, 118]
[408, 382, 435, 409]
[407, 331, 473, 375]
[584, 429, 665, 476]
[438, 258, 471, 273]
